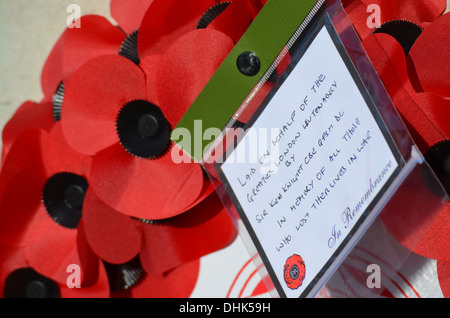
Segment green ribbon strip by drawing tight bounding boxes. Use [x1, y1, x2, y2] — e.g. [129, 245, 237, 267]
[172, 0, 320, 162]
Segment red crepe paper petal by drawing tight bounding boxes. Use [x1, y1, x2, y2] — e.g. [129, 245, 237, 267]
[139, 192, 236, 275]
[1, 101, 53, 164]
[62, 55, 147, 156]
[44, 122, 92, 177]
[0, 245, 28, 297]
[407, 13, 450, 98]
[411, 93, 450, 139]
[437, 260, 450, 298]
[90, 143, 203, 220]
[246, 0, 266, 18]
[208, 0, 254, 43]
[82, 188, 143, 265]
[126, 259, 200, 298]
[157, 29, 234, 126]
[0, 129, 49, 247]
[138, 0, 216, 58]
[76, 219, 104, 287]
[0, 173, 49, 247]
[362, 33, 446, 151]
[0, 124, 91, 247]
[110, 0, 154, 35]
[40, 30, 66, 102]
[139, 54, 162, 105]
[41, 15, 126, 102]
[24, 221, 79, 285]
[380, 168, 450, 260]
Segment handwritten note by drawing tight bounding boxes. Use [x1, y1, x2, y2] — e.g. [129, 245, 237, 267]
[220, 23, 399, 297]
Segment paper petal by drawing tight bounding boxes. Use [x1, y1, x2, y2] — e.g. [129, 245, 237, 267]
[139, 192, 236, 275]
[62, 55, 147, 156]
[44, 122, 92, 177]
[208, 0, 254, 43]
[82, 188, 143, 264]
[362, 33, 446, 151]
[126, 260, 200, 298]
[110, 0, 154, 35]
[380, 169, 449, 260]
[138, 0, 216, 58]
[157, 29, 234, 126]
[41, 15, 126, 102]
[90, 143, 204, 220]
[411, 93, 450, 139]
[437, 260, 450, 298]
[408, 12, 450, 98]
[1, 101, 53, 165]
[24, 221, 79, 285]
[139, 54, 163, 105]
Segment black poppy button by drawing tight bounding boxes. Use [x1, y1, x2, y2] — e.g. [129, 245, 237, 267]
[118, 30, 140, 65]
[4, 268, 60, 298]
[373, 19, 423, 55]
[116, 100, 171, 159]
[424, 140, 450, 196]
[237, 51, 261, 77]
[137, 113, 160, 138]
[42, 172, 88, 229]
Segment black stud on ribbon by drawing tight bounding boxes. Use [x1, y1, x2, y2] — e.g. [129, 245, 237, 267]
[116, 100, 171, 159]
[119, 30, 140, 65]
[52, 81, 65, 122]
[424, 140, 450, 196]
[103, 257, 143, 293]
[42, 172, 88, 229]
[373, 19, 423, 55]
[237, 51, 261, 77]
[4, 268, 60, 298]
[197, 1, 231, 29]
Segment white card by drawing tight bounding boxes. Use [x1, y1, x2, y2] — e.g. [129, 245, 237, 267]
[218, 17, 403, 298]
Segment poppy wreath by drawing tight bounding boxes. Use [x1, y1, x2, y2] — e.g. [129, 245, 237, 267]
[341, 0, 450, 297]
[1, 0, 449, 298]
[0, 0, 268, 298]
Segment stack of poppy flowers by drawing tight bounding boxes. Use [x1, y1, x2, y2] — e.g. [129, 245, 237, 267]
[1, 0, 449, 298]
[342, 0, 450, 297]
[0, 0, 268, 298]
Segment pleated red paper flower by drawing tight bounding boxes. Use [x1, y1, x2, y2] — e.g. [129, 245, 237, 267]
[0, 124, 95, 285]
[1, 0, 273, 298]
[58, 0, 264, 221]
[342, 0, 450, 296]
[0, 121, 227, 294]
[0, 243, 110, 298]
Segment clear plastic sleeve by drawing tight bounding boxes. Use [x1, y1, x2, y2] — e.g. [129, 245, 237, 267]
[202, 0, 448, 298]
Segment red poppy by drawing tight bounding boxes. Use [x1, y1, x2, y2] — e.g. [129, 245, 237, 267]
[40, 14, 127, 104]
[343, 0, 450, 296]
[82, 182, 236, 275]
[0, 243, 110, 298]
[1, 100, 54, 166]
[1, 0, 270, 297]
[0, 124, 95, 284]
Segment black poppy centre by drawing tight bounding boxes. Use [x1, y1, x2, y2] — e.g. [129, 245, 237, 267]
[116, 100, 171, 159]
[4, 268, 60, 298]
[42, 172, 88, 229]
